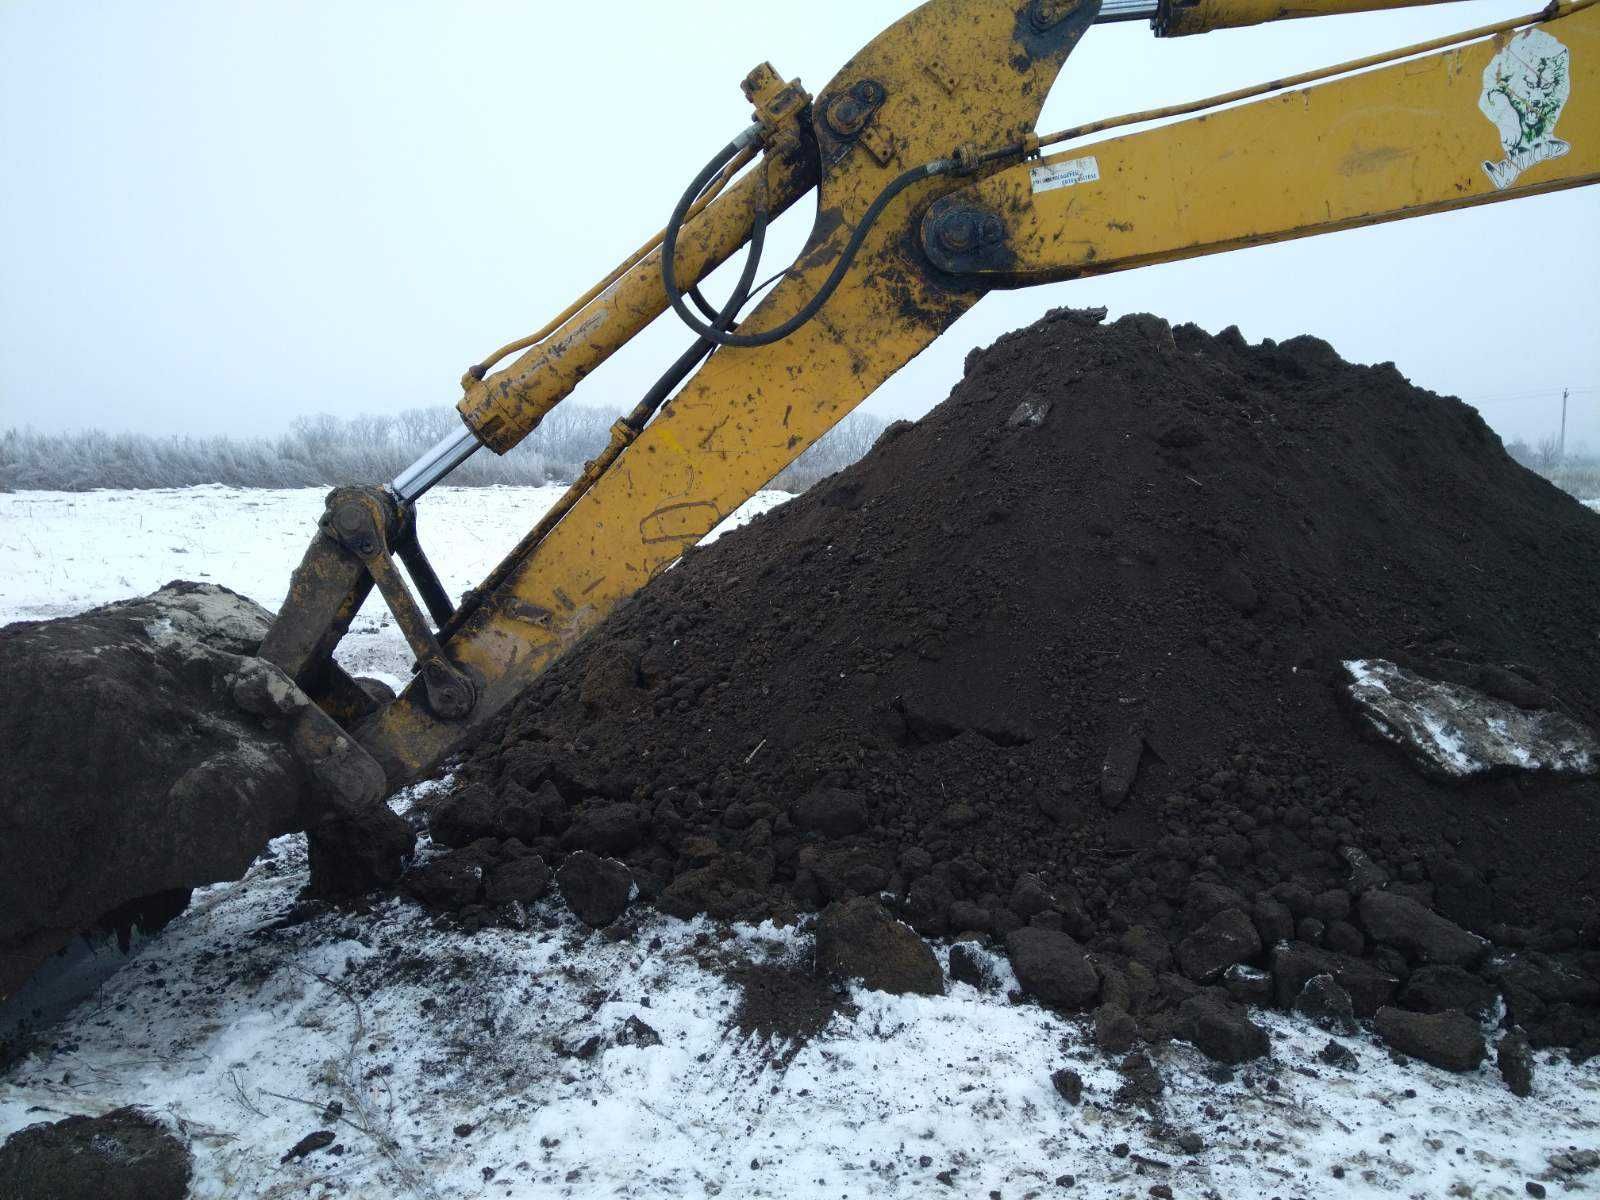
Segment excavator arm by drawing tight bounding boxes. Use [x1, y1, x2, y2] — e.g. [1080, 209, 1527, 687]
[260, 0, 1598, 792]
[926, 0, 1599, 283]
[267, 0, 1106, 783]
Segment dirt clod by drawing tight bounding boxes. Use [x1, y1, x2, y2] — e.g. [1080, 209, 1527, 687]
[1319, 1039, 1359, 1070]
[1051, 1067, 1084, 1105]
[1358, 891, 1488, 968]
[948, 942, 998, 991]
[1093, 1003, 1141, 1054]
[1174, 993, 1270, 1065]
[1294, 974, 1358, 1034]
[1175, 909, 1261, 983]
[1005, 928, 1099, 1010]
[0, 585, 315, 999]
[815, 899, 943, 996]
[1374, 1006, 1487, 1072]
[1400, 965, 1499, 1019]
[728, 960, 854, 1051]
[556, 852, 633, 929]
[1498, 1030, 1535, 1097]
[282, 1130, 336, 1162]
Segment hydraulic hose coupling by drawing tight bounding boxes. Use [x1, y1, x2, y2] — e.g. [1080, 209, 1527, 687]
[734, 122, 765, 153]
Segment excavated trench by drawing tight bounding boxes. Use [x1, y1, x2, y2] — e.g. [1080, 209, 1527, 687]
[411, 308, 1600, 1063]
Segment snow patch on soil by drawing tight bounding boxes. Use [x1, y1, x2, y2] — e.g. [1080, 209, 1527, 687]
[1344, 658, 1599, 779]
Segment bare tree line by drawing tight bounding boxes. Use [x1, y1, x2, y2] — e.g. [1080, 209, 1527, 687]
[1504, 437, 1600, 503]
[8, 410, 1590, 502]
[0, 406, 890, 496]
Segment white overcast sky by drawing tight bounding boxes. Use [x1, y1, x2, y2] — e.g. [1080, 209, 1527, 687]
[2, 0, 1595, 452]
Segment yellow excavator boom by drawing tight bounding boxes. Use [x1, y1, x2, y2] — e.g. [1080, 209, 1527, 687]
[259, 0, 1598, 793]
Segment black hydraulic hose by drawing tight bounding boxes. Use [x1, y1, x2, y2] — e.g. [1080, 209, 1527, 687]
[438, 216, 762, 645]
[627, 182, 769, 430]
[675, 129, 771, 334]
[662, 132, 955, 349]
[687, 287, 723, 324]
[632, 338, 716, 425]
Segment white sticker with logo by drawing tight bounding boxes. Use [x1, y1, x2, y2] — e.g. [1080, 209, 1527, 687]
[1478, 29, 1573, 190]
[1030, 155, 1100, 194]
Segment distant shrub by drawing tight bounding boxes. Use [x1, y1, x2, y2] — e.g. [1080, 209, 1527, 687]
[1505, 438, 1600, 501]
[0, 407, 605, 492]
[0, 405, 890, 495]
[1545, 462, 1600, 501]
[769, 411, 889, 493]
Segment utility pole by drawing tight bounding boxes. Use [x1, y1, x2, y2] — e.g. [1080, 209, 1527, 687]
[1560, 387, 1568, 464]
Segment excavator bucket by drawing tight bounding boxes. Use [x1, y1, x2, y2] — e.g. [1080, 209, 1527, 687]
[0, 582, 413, 1026]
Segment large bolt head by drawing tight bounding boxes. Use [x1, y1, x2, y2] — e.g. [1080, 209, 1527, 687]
[1031, 0, 1081, 31]
[935, 212, 979, 255]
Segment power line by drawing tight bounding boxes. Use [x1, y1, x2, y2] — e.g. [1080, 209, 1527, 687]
[1466, 388, 1595, 408]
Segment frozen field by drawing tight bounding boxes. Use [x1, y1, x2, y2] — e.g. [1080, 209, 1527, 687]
[1, 486, 1597, 1199]
[0, 484, 789, 690]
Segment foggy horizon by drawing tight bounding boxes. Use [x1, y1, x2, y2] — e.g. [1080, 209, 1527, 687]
[3, 1, 1596, 454]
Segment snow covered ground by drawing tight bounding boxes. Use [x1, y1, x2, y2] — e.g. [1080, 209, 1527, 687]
[2, 828, 1596, 1200]
[2, 486, 1597, 1199]
[0, 484, 789, 690]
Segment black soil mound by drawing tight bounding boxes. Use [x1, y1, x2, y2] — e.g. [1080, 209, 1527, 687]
[427, 310, 1600, 1053]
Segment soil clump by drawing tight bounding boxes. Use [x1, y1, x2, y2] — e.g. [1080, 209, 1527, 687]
[421, 310, 1600, 1058]
[727, 959, 856, 1059]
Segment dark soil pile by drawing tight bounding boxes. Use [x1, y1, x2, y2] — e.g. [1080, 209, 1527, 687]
[422, 310, 1600, 1055]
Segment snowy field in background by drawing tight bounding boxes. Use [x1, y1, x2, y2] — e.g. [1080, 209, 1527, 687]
[0, 484, 790, 689]
[1, 485, 1598, 1199]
